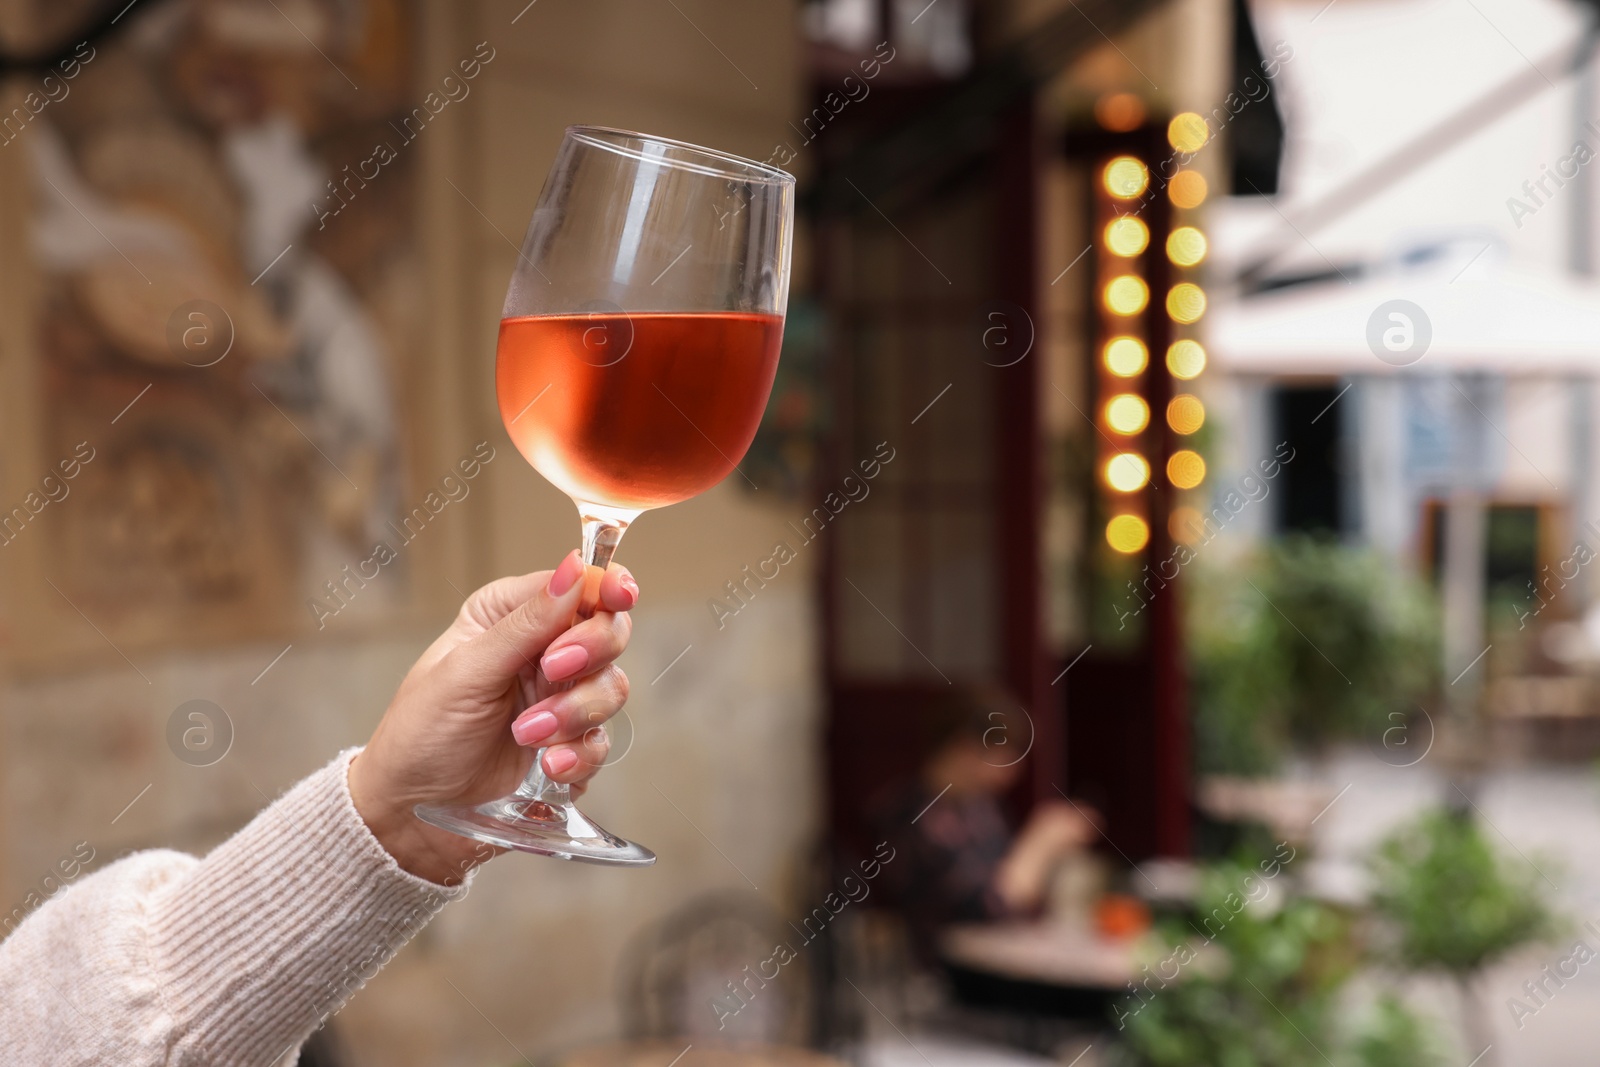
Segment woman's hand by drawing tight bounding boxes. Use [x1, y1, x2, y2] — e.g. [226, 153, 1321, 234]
[348, 551, 639, 884]
[1017, 800, 1098, 855]
[993, 800, 1098, 913]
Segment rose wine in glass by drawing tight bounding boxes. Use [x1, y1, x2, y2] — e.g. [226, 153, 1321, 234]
[497, 312, 784, 509]
[415, 127, 794, 866]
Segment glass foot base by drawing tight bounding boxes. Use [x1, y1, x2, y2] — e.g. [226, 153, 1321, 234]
[415, 796, 656, 867]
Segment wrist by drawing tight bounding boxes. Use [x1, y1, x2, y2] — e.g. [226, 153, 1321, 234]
[348, 753, 493, 885]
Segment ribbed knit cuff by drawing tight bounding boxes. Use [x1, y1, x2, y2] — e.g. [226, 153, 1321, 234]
[147, 748, 472, 1066]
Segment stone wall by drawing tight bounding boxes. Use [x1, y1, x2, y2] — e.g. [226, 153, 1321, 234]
[1, 3, 818, 1065]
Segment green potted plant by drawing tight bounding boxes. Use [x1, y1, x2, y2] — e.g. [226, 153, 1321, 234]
[1349, 994, 1446, 1067]
[1114, 859, 1447, 1067]
[1115, 861, 1354, 1067]
[1368, 807, 1559, 1067]
[1189, 536, 1440, 776]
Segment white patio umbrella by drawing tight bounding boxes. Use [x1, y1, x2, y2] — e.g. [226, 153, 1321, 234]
[1207, 252, 1600, 376]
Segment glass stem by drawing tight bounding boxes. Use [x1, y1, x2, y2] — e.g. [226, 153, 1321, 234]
[512, 502, 636, 806]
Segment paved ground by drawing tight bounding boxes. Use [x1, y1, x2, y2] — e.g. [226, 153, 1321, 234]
[856, 749, 1600, 1065]
[1308, 750, 1600, 1067]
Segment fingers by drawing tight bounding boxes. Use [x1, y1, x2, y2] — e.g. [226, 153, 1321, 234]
[510, 665, 629, 748]
[1069, 801, 1103, 830]
[540, 723, 612, 782]
[518, 671, 630, 790]
[510, 666, 628, 784]
[456, 571, 553, 632]
[444, 552, 637, 755]
[445, 551, 590, 688]
[598, 565, 640, 612]
[454, 560, 638, 632]
[537, 607, 632, 685]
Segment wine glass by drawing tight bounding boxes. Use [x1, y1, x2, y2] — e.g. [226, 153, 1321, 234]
[414, 126, 795, 866]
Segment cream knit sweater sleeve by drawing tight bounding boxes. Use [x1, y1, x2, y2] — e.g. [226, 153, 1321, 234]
[0, 748, 472, 1066]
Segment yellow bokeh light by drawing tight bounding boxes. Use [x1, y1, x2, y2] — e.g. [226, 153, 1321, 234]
[1169, 506, 1205, 544]
[1105, 216, 1150, 257]
[1167, 394, 1205, 435]
[1167, 282, 1207, 324]
[1095, 92, 1146, 132]
[1103, 336, 1148, 377]
[1167, 339, 1207, 379]
[1103, 156, 1149, 200]
[1167, 449, 1206, 489]
[1169, 170, 1208, 209]
[1167, 113, 1210, 153]
[1105, 393, 1150, 434]
[1107, 514, 1150, 554]
[1167, 227, 1208, 267]
[1105, 453, 1151, 492]
[1104, 275, 1150, 315]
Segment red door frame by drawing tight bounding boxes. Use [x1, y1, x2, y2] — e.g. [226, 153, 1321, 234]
[817, 98, 1056, 854]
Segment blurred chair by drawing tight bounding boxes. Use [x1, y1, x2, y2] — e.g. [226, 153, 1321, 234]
[617, 890, 812, 1047]
[814, 858, 1111, 1062]
[813, 902, 925, 1045]
[1487, 674, 1600, 762]
[294, 1024, 348, 1067]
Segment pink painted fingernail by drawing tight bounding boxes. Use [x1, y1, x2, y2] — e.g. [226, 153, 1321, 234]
[541, 644, 589, 681]
[543, 747, 579, 775]
[617, 572, 640, 609]
[511, 709, 558, 746]
[548, 552, 584, 597]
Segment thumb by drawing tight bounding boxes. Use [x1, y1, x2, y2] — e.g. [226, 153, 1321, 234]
[447, 551, 587, 688]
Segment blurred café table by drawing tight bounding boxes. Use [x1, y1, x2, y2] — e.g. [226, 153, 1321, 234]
[938, 921, 1138, 1021]
[1196, 776, 1336, 845]
[559, 1040, 847, 1067]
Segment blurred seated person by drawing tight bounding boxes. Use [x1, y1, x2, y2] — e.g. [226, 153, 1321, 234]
[872, 686, 1097, 955]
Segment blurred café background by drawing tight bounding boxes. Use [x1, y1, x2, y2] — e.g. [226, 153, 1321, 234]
[8, 0, 1600, 1064]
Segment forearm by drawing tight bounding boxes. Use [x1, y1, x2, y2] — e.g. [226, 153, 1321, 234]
[993, 805, 1095, 915]
[146, 749, 477, 1064]
[992, 844, 1053, 914]
[992, 824, 1067, 914]
[349, 747, 498, 884]
[0, 749, 474, 1067]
